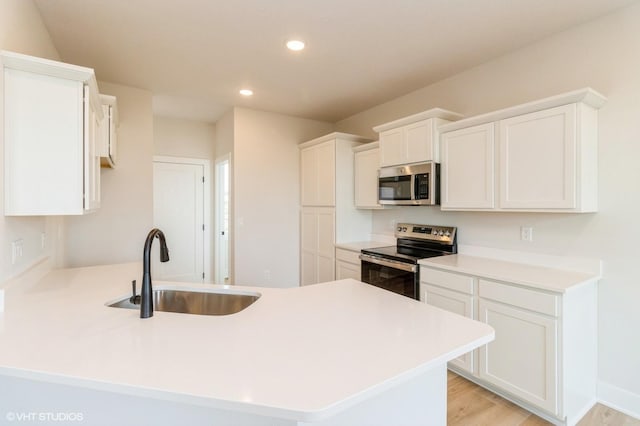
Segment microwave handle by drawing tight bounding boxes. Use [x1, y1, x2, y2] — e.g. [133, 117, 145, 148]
[359, 254, 417, 273]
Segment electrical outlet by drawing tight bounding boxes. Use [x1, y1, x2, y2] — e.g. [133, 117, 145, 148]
[41, 232, 47, 249]
[11, 239, 24, 264]
[263, 269, 271, 282]
[520, 226, 533, 242]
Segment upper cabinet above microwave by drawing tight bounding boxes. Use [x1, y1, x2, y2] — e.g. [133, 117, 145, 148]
[99, 94, 118, 168]
[439, 88, 607, 213]
[373, 108, 463, 167]
[2, 50, 104, 215]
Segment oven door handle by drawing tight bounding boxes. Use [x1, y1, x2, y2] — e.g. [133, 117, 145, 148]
[359, 254, 417, 273]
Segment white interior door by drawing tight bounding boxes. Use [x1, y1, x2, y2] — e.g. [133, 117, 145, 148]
[215, 156, 230, 284]
[153, 159, 206, 282]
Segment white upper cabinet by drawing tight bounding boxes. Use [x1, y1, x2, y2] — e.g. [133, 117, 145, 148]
[99, 94, 118, 168]
[439, 88, 606, 212]
[353, 142, 382, 209]
[441, 123, 495, 209]
[2, 50, 104, 216]
[373, 108, 463, 166]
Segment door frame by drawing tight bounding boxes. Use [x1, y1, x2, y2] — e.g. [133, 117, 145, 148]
[215, 153, 231, 284]
[153, 155, 211, 281]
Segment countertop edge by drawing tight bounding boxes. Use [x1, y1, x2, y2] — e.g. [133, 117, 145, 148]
[419, 254, 600, 293]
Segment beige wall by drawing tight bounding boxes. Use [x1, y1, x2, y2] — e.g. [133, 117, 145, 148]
[65, 82, 154, 267]
[0, 0, 63, 283]
[232, 107, 333, 287]
[336, 3, 640, 409]
[153, 116, 215, 160]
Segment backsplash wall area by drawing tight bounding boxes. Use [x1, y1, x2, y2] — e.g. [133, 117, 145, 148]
[337, 3, 640, 416]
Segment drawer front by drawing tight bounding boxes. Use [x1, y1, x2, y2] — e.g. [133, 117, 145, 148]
[479, 279, 558, 317]
[420, 267, 474, 295]
[335, 248, 361, 264]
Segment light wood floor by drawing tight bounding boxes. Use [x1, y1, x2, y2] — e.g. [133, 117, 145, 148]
[447, 371, 640, 426]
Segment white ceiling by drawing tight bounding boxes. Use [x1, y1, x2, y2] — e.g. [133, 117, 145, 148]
[34, 0, 636, 123]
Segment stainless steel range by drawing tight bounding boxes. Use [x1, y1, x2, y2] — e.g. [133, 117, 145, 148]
[360, 224, 457, 300]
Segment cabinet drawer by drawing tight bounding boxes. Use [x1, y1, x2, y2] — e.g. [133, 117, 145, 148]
[335, 248, 361, 265]
[479, 279, 558, 317]
[420, 268, 474, 294]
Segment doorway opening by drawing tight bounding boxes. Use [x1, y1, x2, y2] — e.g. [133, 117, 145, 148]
[215, 154, 230, 284]
[153, 156, 211, 282]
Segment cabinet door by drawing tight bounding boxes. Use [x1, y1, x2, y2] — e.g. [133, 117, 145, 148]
[354, 148, 381, 208]
[300, 146, 318, 206]
[300, 207, 335, 285]
[499, 104, 576, 209]
[99, 101, 118, 167]
[4, 69, 85, 215]
[336, 260, 361, 280]
[300, 209, 318, 286]
[317, 208, 336, 282]
[379, 128, 404, 167]
[478, 299, 558, 415]
[422, 284, 475, 373]
[441, 123, 495, 209]
[405, 119, 434, 163]
[315, 140, 336, 206]
[302, 141, 335, 206]
[84, 85, 101, 211]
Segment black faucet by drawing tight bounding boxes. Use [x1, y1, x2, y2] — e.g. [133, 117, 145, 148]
[141, 228, 170, 318]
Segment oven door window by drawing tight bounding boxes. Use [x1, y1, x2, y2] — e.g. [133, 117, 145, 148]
[361, 260, 417, 299]
[379, 175, 411, 201]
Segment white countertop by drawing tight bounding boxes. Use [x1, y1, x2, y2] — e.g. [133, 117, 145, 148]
[0, 262, 493, 422]
[419, 254, 599, 293]
[334, 241, 390, 252]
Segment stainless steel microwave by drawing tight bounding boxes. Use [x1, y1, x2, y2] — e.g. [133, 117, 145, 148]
[378, 162, 439, 205]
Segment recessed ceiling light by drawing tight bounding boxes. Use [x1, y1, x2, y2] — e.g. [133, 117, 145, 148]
[286, 40, 305, 51]
[239, 89, 253, 97]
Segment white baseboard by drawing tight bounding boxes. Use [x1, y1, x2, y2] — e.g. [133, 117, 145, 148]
[598, 380, 640, 420]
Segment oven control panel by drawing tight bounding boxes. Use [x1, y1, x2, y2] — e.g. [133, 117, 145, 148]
[395, 223, 456, 244]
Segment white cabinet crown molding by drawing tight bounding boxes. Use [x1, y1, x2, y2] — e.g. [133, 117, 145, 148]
[439, 87, 606, 133]
[372, 108, 463, 133]
[298, 132, 371, 149]
[352, 141, 379, 152]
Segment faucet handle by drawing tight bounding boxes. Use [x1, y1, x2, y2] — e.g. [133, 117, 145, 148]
[129, 279, 141, 305]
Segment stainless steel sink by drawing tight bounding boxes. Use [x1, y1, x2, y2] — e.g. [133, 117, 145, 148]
[107, 288, 260, 316]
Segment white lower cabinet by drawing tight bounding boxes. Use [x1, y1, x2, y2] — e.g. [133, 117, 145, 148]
[478, 298, 558, 415]
[335, 248, 361, 280]
[420, 265, 597, 425]
[300, 207, 335, 285]
[422, 284, 475, 373]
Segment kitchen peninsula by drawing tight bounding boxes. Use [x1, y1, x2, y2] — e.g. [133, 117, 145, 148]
[0, 262, 493, 425]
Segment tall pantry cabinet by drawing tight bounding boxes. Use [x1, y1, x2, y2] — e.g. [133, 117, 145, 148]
[299, 133, 372, 286]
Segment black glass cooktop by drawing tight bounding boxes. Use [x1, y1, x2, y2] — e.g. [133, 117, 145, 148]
[361, 245, 449, 264]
